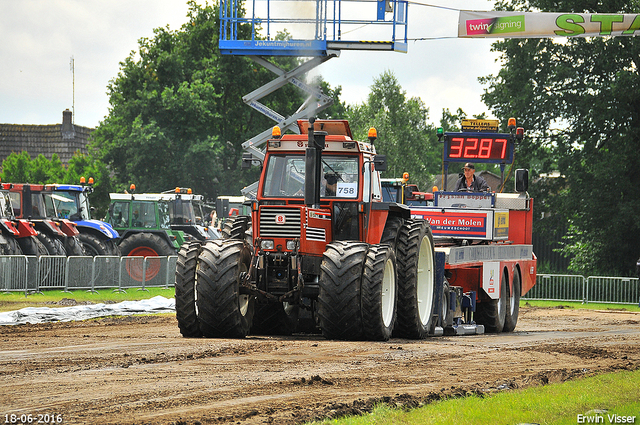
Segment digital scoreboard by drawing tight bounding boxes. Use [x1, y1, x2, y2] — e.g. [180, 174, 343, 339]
[443, 132, 515, 164]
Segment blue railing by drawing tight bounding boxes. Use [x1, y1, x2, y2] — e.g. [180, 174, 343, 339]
[219, 0, 409, 56]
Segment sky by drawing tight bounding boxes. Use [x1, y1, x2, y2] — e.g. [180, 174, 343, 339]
[0, 0, 501, 129]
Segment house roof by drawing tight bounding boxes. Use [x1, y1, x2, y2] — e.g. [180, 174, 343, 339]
[0, 109, 93, 169]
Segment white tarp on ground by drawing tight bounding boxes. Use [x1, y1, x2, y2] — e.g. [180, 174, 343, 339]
[459, 11, 640, 38]
[0, 296, 175, 326]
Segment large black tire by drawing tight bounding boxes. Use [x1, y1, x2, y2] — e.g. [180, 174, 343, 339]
[77, 233, 120, 256]
[221, 216, 250, 241]
[317, 241, 368, 340]
[0, 234, 23, 255]
[36, 232, 66, 255]
[17, 236, 48, 256]
[476, 268, 508, 333]
[393, 219, 437, 339]
[503, 268, 521, 332]
[251, 302, 299, 335]
[440, 279, 454, 329]
[361, 244, 397, 341]
[119, 233, 176, 257]
[196, 240, 255, 338]
[63, 236, 86, 256]
[380, 216, 404, 249]
[175, 242, 203, 338]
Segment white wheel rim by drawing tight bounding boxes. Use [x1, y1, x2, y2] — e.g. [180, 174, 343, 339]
[381, 257, 396, 327]
[417, 235, 435, 325]
[239, 294, 250, 316]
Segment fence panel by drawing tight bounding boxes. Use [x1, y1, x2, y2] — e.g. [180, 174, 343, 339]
[524, 274, 585, 302]
[37, 256, 67, 291]
[586, 276, 640, 305]
[0, 255, 178, 293]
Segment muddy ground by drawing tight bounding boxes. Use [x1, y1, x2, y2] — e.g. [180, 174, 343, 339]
[1, 304, 640, 425]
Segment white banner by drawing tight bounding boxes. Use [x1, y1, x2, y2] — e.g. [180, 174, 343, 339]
[459, 11, 640, 38]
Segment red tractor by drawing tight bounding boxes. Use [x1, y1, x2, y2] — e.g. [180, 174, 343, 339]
[1, 185, 37, 255]
[176, 119, 440, 340]
[7, 183, 85, 256]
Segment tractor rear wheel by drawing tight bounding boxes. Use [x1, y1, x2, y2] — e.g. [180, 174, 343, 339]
[221, 216, 250, 241]
[0, 234, 22, 255]
[119, 233, 175, 257]
[361, 244, 397, 341]
[503, 268, 521, 332]
[119, 233, 176, 281]
[318, 241, 368, 340]
[175, 242, 202, 338]
[196, 240, 254, 338]
[17, 236, 48, 256]
[36, 232, 66, 255]
[393, 219, 437, 339]
[476, 269, 508, 333]
[78, 233, 120, 256]
[63, 236, 86, 256]
[380, 216, 404, 250]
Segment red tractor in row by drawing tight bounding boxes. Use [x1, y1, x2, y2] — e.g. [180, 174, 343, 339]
[6, 183, 85, 256]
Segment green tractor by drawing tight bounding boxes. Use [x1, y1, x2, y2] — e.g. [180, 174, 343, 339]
[107, 191, 189, 257]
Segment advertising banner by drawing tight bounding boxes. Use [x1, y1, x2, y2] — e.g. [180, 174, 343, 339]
[459, 11, 640, 38]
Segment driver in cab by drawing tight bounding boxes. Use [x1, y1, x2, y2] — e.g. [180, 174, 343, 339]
[455, 163, 490, 192]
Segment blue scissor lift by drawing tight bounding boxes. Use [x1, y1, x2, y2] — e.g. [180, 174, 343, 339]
[219, 0, 409, 165]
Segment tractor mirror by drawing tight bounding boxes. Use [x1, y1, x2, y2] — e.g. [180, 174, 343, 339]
[241, 153, 253, 169]
[373, 155, 387, 171]
[515, 169, 529, 192]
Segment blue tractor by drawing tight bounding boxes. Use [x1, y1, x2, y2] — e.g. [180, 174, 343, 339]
[43, 182, 120, 256]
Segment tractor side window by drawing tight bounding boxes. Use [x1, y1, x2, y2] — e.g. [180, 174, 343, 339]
[158, 202, 171, 229]
[0, 192, 13, 217]
[110, 202, 129, 227]
[9, 192, 21, 217]
[31, 194, 46, 218]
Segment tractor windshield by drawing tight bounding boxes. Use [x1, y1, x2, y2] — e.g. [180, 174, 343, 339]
[262, 154, 359, 198]
[170, 198, 196, 225]
[43, 191, 82, 220]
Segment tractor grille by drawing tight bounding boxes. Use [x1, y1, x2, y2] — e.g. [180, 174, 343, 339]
[259, 208, 301, 238]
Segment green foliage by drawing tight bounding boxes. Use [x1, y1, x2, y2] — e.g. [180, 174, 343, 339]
[481, 0, 640, 276]
[345, 70, 440, 190]
[0, 150, 114, 218]
[90, 1, 344, 200]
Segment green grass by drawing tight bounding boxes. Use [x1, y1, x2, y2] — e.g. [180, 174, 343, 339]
[0, 287, 175, 312]
[308, 369, 640, 425]
[523, 299, 640, 312]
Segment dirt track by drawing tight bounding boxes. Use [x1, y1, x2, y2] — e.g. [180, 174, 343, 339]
[1, 304, 640, 425]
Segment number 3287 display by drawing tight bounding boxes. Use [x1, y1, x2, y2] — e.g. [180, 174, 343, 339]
[447, 136, 512, 161]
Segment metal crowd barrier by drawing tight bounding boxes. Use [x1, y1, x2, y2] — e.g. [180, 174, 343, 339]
[525, 274, 640, 305]
[2, 260, 639, 305]
[0, 255, 178, 295]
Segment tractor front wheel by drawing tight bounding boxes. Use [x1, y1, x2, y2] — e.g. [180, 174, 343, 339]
[318, 241, 368, 340]
[361, 244, 397, 341]
[175, 242, 203, 338]
[196, 240, 254, 338]
[78, 233, 120, 256]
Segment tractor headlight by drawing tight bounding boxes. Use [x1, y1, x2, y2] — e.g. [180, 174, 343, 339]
[261, 240, 274, 250]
